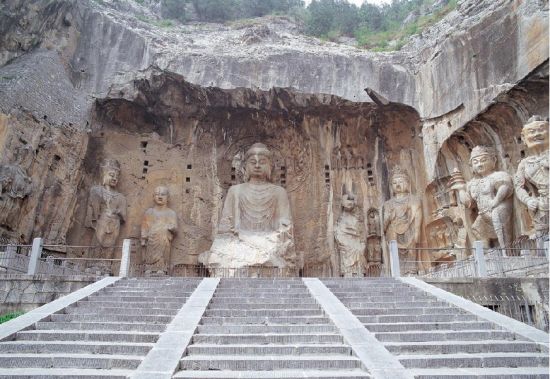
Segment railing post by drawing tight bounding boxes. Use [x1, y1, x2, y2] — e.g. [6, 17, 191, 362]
[389, 240, 400, 278]
[473, 240, 487, 278]
[119, 239, 131, 278]
[27, 237, 43, 275]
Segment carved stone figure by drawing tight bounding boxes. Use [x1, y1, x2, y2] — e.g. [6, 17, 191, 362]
[141, 186, 178, 275]
[383, 167, 422, 275]
[450, 146, 513, 248]
[85, 159, 127, 263]
[334, 191, 366, 277]
[0, 145, 33, 227]
[0, 161, 33, 227]
[199, 143, 295, 275]
[514, 116, 549, 238]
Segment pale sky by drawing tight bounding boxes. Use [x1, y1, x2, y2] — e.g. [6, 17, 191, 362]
[304, 0, 392, 6]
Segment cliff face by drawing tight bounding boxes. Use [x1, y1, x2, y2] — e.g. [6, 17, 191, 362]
[0, 0, 547, 273]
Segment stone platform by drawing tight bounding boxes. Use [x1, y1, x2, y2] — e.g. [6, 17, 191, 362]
[0, 277, 547, 379]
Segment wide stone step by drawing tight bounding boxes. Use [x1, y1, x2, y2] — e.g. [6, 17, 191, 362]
[186, 344, 353, 355]
[173, 369, 371, 378]
[346, 301, 451, 308]
[0, 353, 142, 369]
[352, 307, 464, 316]
[207, 303, 320, 310]
[330, 290, 418, 296]
[86, 295, 188, 302]
[409, 367, 550, 378]
[358, 314, 479, 324]
[65, 305, 178, 316]
[384, 341, 547, 355]
[197, 324, 337, 334]
[374, 330, 518, 343]
[213, 290, 311, 296]
[16, 330, 159, 343]
[210, 298, 316, 304]
[0, 340, 153, 355]
[343, 295, 435, 303]
[179, 355, 362, 370]
[398, 352, 549, 368]
[99, 290, 194, 296]
[200, 316, 331, 325]
[51, 313, 174, 324]
[192, 333, 343, 345]
[75, 300, 182, 309]
[205, 309, 323, 317]
[0, 368, 132, 378]
[363, 321, 495, 332]
[34, 321, 165, 333]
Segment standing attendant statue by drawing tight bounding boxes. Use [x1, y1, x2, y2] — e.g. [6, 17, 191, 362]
[141, 186, 178, 275]
[514, 116, 549, 238]
[334, 191, 366, 277]
[85, 159, 127, 271]
[199, 143, 295, 276]
[383, 167, 422, 275]
[450, 146, 513, 249]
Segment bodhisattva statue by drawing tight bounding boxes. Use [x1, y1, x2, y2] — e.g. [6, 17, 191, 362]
[334, 191, 366, 277]
[199, 143, 295, 276]
[85, 159, 127, 268]
[450, 146, 513, 248]
[514, 116, 549, 238]
[383, 167, 422, 275]
[141, 186, 178, 275]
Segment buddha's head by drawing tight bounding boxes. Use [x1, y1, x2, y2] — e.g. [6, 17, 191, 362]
[244, 143, 272, 182]
[341, 193, 357, 211]
[470, 146, 497, 177]
[521, 116, 549, 152]
[153, 186, 169, 206]
[390, 166, 410, 195]
[101, 159, 120, 189]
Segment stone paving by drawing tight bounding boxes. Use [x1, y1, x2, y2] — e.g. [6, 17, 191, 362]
[0, 277, 201, 378]
[175, 278, 370, 379]
[322, 278, 549, 379]
[0, 277, 547, 378]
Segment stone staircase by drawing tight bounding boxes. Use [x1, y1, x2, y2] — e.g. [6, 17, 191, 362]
[0, 277, 201, 378]
[323, 278, 549, 379]
[174, 278, 371, 379]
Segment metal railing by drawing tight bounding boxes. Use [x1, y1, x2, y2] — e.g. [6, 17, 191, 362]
[390, 239, 549, 279]
[0, 238, 131, 277]
[466, 295, 549, 332]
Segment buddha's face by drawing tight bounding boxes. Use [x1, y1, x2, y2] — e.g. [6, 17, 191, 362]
[342, 194, 356, 211]
[470, 153, 495, 176]
[102, 169, 119, 188]
[245, 153, 271, 181]
[522, 122, 549, 150]
[391, 175, 409, 195]
[154, 187, 169, 206]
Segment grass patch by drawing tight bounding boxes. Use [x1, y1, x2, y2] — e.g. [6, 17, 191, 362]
[0, 311, 24, 324]
[356, 0, 457, 51]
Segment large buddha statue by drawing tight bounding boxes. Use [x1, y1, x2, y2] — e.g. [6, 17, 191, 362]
[199, 143, 295, 275]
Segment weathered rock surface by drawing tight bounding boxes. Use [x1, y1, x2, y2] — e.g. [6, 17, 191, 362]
[0, 0, 547, 273]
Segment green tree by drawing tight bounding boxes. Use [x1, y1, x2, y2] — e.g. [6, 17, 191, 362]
[161, 0, 188, 22]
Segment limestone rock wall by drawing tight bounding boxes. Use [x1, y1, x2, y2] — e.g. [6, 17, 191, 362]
[0, 0, 547, 273]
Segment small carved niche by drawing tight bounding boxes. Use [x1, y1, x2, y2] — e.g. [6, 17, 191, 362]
[141, 160, 149, 178]
[366, 163, 375, 186]
[324, 164, 330, 185]
[280, 165, 286, 187]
